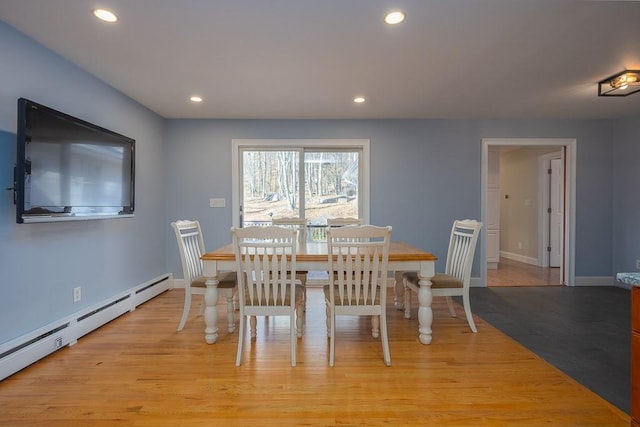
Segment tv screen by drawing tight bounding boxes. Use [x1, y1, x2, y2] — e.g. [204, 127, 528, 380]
[15, 98, 135, 223]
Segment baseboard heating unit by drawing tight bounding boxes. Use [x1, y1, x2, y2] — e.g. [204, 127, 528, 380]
[0, 273, 172, 381]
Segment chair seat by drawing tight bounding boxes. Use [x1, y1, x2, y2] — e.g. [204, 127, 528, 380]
[191, 271, 238, 289]
[402, 272, 463, 289]
[243, 283, 305, 305]
[323, 284, 382, 305]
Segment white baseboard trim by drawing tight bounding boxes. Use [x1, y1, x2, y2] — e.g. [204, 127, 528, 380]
[0, 273, 173, 381]
[470, 277, 482, 288]
[500, 251, 540, 266]
[173, 278, 186, 289]
[573, 276, 616, 287]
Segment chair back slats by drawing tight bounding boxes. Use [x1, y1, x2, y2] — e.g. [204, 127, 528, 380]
[334, 245, 383, 305]
[444, 220, 482, 284]
[245, 253, 287, 306]
[172, 220, 205, 282]
[327, 225, 391, 307]
[271, 217, 307, 243]
[183, 232, 203, 280]
[233, 226, 297, 308]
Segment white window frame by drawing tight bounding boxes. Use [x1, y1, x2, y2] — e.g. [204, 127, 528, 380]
[232, 139, 370, 228]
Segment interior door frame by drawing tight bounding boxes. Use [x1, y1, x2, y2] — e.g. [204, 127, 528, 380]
[480, 138, 576, 286]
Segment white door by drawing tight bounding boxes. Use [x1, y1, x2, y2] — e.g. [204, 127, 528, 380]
[549, 158, 564, 268]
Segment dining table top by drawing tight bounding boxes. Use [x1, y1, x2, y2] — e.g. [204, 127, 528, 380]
[202, 241, 438, 263]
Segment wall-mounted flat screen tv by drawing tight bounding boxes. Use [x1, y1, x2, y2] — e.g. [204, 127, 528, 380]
[15, 98, 135, 223]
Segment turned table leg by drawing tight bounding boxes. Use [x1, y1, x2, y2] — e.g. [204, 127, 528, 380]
[417, 277, 433, 345]
[204, 278, 220, 344]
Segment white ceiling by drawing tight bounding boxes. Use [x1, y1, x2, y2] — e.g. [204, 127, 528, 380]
[1, 0, 639, 120]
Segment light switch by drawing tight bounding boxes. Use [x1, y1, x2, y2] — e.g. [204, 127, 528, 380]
[209, 198, 226, 208]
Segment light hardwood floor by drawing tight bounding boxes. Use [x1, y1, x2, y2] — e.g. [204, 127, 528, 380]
[0, 287, 629, 426]
[488, 257, 561, 287]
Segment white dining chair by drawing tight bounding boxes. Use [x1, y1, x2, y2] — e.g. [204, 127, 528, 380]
[402, 219, 483, 333]
[325, 224, 392, 367]
[327, 217, 363, 227]
[271, 217, 308, 308]
[171, 220, 237, 333]
[271, 217, 307, 243]
[232, 226, 305, 367]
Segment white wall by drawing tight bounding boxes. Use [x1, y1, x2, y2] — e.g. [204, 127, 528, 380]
[499, 146, 560, 261]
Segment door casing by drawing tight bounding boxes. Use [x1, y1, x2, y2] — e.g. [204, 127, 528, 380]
[480, 138, 576, 287]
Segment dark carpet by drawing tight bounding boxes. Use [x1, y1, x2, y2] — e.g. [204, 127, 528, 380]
[466, 286, 631, 414]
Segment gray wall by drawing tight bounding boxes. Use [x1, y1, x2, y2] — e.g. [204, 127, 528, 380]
[0, 22, 166, 344]
[613, 117, 640, 276]
[163, 119, 483, 278]
[163, 119, 618, 282]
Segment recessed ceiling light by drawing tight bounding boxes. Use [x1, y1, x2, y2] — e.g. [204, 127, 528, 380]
[384, 10, 405, 25]
[190, 96, 203, 103]
[93, 9, 118, 23]
[353, 97, 365, 103]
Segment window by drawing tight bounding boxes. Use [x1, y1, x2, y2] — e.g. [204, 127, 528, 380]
[232, 140, 369, 231]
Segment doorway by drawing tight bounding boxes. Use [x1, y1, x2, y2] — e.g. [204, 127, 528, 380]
[480, 138, 576, 287]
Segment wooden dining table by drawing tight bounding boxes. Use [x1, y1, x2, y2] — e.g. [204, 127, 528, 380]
[201, 241, 437, 345]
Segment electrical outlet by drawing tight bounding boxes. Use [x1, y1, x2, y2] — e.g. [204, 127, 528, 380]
[636, 259, 640, 270]
[54, 337, 63, 349]
[73, 286, 81, 303]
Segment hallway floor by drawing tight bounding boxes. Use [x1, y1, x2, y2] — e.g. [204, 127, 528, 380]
[488, 257, 561, 287]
